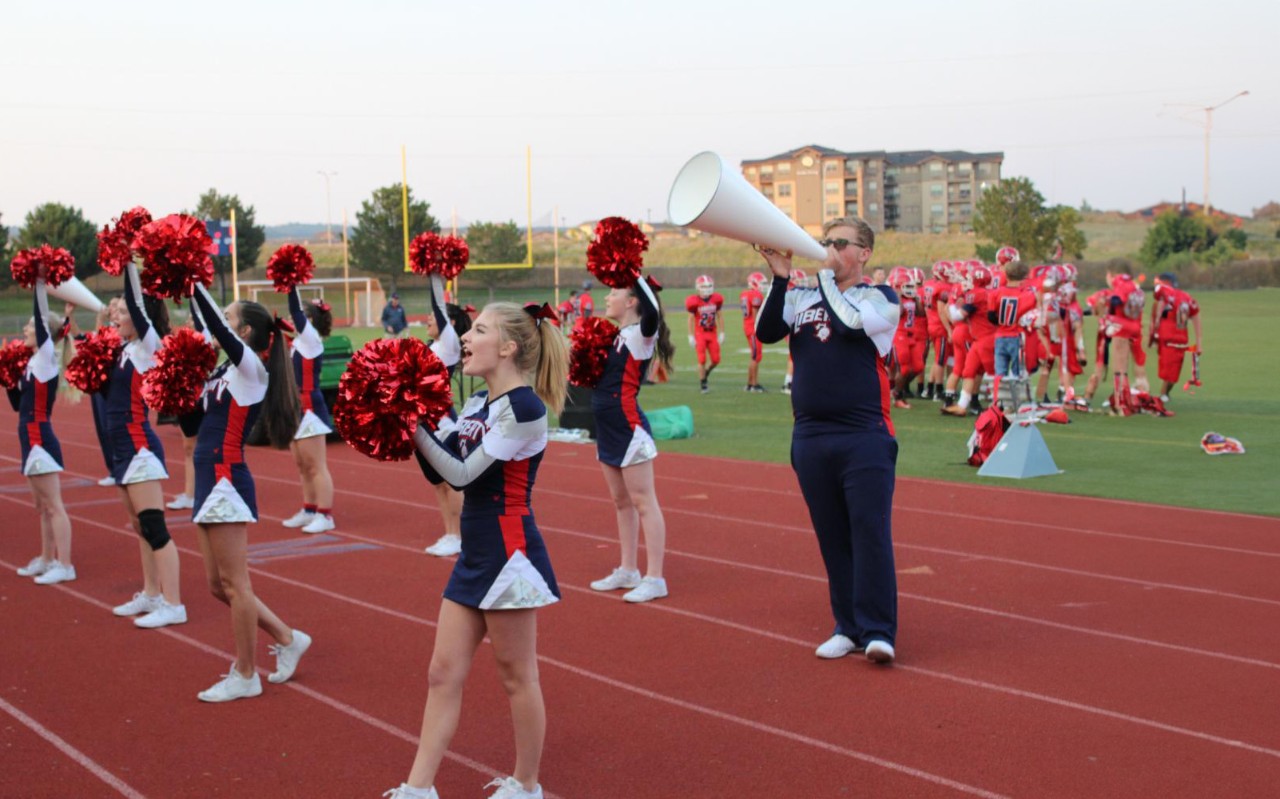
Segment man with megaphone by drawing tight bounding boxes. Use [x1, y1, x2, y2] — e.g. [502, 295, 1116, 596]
[754, 216, 902, 666]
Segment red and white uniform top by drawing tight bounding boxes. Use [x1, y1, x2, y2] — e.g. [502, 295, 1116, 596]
[686, 292, 725, 334]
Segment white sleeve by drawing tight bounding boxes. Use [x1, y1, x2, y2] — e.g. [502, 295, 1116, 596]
[480, 398, 547, 462]
[413, 424, 496, 489]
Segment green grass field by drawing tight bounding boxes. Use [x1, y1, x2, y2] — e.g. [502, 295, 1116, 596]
[332, 289, 1277, 516]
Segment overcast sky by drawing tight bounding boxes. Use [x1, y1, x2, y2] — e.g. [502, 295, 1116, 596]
[3, 0, 1276, 231]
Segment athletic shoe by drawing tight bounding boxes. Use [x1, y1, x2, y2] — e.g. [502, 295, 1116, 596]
[424, 534, 462, 557]
[750, 384, 767, 393]
[113, 592, 163, 617]
[300, 514, 335, 535]
[781, 383, 792, 395]
[166, 493, 194, 510]
[485, 776, 544, 799]
[623, 576, 668, 603]
[134, 600, 188, 629]
[700, 380, 709, 394]
[815, 634, 861, 659]
[97, 475, 117, 487]
[281, 509, 315, 529]
[382, 785, 439, 799]
[16, 557, 52, 577]
[892, 398, 911, 410]
[590, 567, 641, 592]
[33, 562, 76, 585]
[197, 665, 263, 703]
[268, 629, 312, 684]
[940, 404, 968, 417]
[865, 639, 896, 664]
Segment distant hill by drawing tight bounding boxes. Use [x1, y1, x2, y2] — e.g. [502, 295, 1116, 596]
[265, 223, 331, 241]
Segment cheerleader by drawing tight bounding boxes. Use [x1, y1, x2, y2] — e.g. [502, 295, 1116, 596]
[279, 286, 337, 534]
[89, 298, 123, 487]
[587, 277, 675, 604]
[386, 303, 567, 799]
[167, 308, 207, 511]
[188, 284, 311, 702]
[421, 274, 470, 558]
[106, 263, 185, 629]
[756, 217, 900, 665]
[11, 279, 76, 584]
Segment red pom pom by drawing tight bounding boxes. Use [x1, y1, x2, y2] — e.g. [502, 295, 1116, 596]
[141, 327, 218, 416]
[9, 245, 75, 289]
[65, 326, 123, 394]
[568, 317, 618, 387]
[0, 340, 34, 390]
[409, 232, 469, 279]
[586, 216, 648, 289]
[266, 244, 316, 293]
[134, 214, 215, 300]
[333, 338, 453, 461]
[98, 207, 154, 277]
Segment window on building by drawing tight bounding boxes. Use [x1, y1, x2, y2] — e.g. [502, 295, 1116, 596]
[864, 163, 878, 175]
[777, 183, 793, 197]
[845, 202, 859, 214]
[845, 180, 858, 194]
[824, 161, 840, 175]
[957, 163, 972, 175]
[868, 181, 878, 191]
[903, 165, 919, 175]
[885, 166, 899, 177]
[760, 164, 774, 175]
[928, 162, 943, 173]
[826, 203, 841, 217]
[978, 163, 991, 176]
[763, 187, 774, 198]
[844, 159, 860, 173]
[824, 180, 840, 195]
[930, 183, 944, 197]
[777, 162, 792, 174]
[869, 202, 879, 213]
[930, 204, 944, 215]
[745, 167, 757, 177]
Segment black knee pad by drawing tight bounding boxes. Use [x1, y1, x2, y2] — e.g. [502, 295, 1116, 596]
[137, 508, 172, 551]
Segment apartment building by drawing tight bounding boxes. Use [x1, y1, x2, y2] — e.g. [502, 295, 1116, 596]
[741, 145, 1004, 234]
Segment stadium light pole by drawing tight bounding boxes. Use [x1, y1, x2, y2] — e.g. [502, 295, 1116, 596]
[1202, 91, 1248, 216]
[317, 170, 337, 243]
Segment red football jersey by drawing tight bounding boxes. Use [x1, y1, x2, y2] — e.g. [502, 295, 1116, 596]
[686, 292, 724, 333]
[740, 289, 764, 331]
[964, 287, 996, 340]
[990, 285, 1037, 336]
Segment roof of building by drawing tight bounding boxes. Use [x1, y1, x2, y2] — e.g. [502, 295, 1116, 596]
[742, 147, 1002, 166]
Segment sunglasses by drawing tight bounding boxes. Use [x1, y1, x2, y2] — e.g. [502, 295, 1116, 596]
[818, 238, 868, 251]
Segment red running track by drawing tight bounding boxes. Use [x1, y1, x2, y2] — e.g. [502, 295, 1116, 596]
[2, 399, 1279, 798]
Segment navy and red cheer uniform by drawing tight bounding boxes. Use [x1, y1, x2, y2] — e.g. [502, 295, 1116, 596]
[10, 281, 64, 476]
[106, 263, 168, 485]
[412, 275, 465, 482]
[189, 284, 268, 524]
[592, 284, 660, 468]
[414, 387, 559, 610]
[756, 269, 900, 648]
[288, 287, 333, 440]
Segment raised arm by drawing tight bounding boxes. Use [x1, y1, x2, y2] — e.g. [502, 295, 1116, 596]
[193, 284, 247, 366]
[288, 285, 309, 333]
[427, 275, 461, 367]
[755, 276, 792, 344]
[635, 278, 660, 338]
[123, 262, 153, 342]
[28, 280, 60, 383]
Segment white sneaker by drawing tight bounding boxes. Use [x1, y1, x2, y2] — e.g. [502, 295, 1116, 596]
[134, 600, 188, 629]
[589, 567, 641, 592]
[865, 639, 896, 664]
[268, 629, 312, 684]
[112, 592, 163, 617]
[382, 785, 439, 799]
[16, 556, 52, 577]
[424, 534, 462, 557]
[815, 634, 861, 659]
[97, 475, 117, 487]
[485, 776, 543, 799]
[281, 509, 315, 529]
[197, 665, 263, 703]
[300, 514, 335, 534]
[166, 493, 194, 510]
[33, 562, 76, 585]
[622, 576, 669, 603]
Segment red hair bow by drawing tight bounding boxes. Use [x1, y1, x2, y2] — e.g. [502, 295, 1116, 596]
[524, 302, 560, 327]
[644, 275, 663, 293]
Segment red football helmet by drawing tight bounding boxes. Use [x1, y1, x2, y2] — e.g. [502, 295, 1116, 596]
[747, 271, 766, 291]
[1059, 263, 1078, 283]
[970, 266, 993, 288]
[996, 246, 1019, 266]
[788, 268, 809, 288]
[887, 266, 909, 290]
[932, 260, 951, 281]
[1057, 282, 1077, 304]
[909, 267, 926, 285]
[695, 274, 715, 298]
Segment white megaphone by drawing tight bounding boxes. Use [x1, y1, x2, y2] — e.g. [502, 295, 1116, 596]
[667, 151, 828, 261]
[46, 276, 105, 313]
